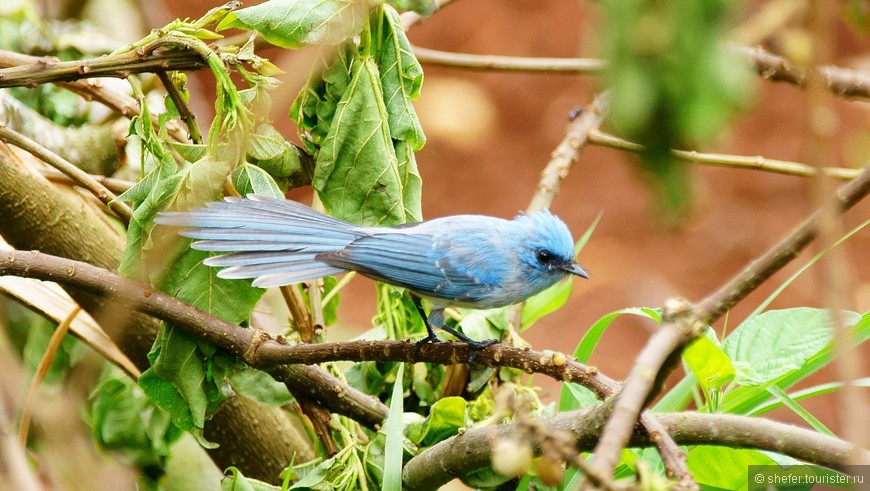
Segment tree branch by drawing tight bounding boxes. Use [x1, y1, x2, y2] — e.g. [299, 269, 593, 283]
[527, 92, 611, 213]
[413, 46, 607, 74]
[0, 48, 206, 88]
[698, 157, 870, 324]
[588, 129, 861, 181]
[0, 49, 188, 142]
[0, 126, 132, 223]
[402, 409, 870, 490]
[733, 43, 870, 100]
[586, 300, 704, 482]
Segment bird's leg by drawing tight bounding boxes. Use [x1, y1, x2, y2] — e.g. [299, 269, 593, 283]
[412, 296, 442, 347]
[411, 297, 497, 362]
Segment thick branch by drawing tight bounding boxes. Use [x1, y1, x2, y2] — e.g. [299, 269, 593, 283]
[0, 91, 122, 176]
[0, 153, 318, 481]
[402, 410, 870, 490]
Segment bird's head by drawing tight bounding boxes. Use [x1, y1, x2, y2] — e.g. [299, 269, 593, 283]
[514, 210, 588, 285]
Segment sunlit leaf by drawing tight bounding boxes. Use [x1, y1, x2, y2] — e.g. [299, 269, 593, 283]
[221, 0, 371, 49]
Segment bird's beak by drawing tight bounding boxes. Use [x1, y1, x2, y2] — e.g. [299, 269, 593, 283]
[561, 261, 589, 279]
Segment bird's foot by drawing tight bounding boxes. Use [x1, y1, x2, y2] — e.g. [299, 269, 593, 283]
[462, 337, 498, 363]
[413, 332, 497, 363]
[414, 332, 442, 358]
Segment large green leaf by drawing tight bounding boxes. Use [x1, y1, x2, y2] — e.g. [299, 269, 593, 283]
[723, 308, 861, 386]
[687, 446, 776, 490]
[221, 0, 372, 49]
[377, 5, 425, 149]
[315, 56, 415, 225]
[722, 312, 870, 414]
[291, 43, 356, 154]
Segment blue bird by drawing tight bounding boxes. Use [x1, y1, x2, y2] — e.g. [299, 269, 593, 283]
[156, 195, 588, 352]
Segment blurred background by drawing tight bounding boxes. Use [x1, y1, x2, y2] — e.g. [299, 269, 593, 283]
[4, 0, 870, 479]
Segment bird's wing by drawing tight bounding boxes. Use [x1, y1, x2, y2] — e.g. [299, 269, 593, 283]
[318, 232, 497, 303]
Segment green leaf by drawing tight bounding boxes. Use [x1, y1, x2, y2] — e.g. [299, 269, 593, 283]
[458, 308, 507, 342]
[747, 378, 870, 416]
[521, 278, 573, 330]
[392, 140, 423, 222]
[288, 456, 341, 489]
[229, 367, 295, 406]
[291, 44, 355, 154]
[417, 397, 466, 446]
[89, 375, 181, 470]
[232, 163, 284, 198]
[559, 382, 600, 412]
[377, 5, 425, 149]
[764, 385, 833, 436]
[22, 316, 79, 385]
[247, 124, 312, 190]
[221, 0, 372, 49]
[687, 446, 776, 490]
[222, 467, 283, 491]
[722, 311, 869, 414]
[575, 307, 661, 364]
[345, 361, 388, 395]
[382, 363, 405, 491]
[386, 0, 436, 14]
[169, 142, 208, 162]
[723, 308, 861, 386]
[315, 56, 418, 226]
[652, 373, 697, 412]
[682, 332, 735, 393]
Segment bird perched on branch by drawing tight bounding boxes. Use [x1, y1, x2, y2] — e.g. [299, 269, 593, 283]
[156, 195, 588, 352]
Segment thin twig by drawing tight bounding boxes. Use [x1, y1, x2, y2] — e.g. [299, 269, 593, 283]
[18, 305, 80, 445]
[278, 284, 336, 452]
[39, 168, 134, 194]
[0, 126, 132, 223]
[527, 92, 611, 213]
[588, 129, 861, 181]
[280, 285, 315, 344]
[413, 46, 606, 74]
[157, 72, 202, 143]
[0, 48, 206, 88]
[732, 43, 870, 100]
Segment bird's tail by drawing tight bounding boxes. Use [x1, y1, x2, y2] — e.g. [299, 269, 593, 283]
[154, 195, 362, 287]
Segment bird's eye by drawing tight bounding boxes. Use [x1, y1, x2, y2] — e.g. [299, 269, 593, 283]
[535, 249, 553, 264]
